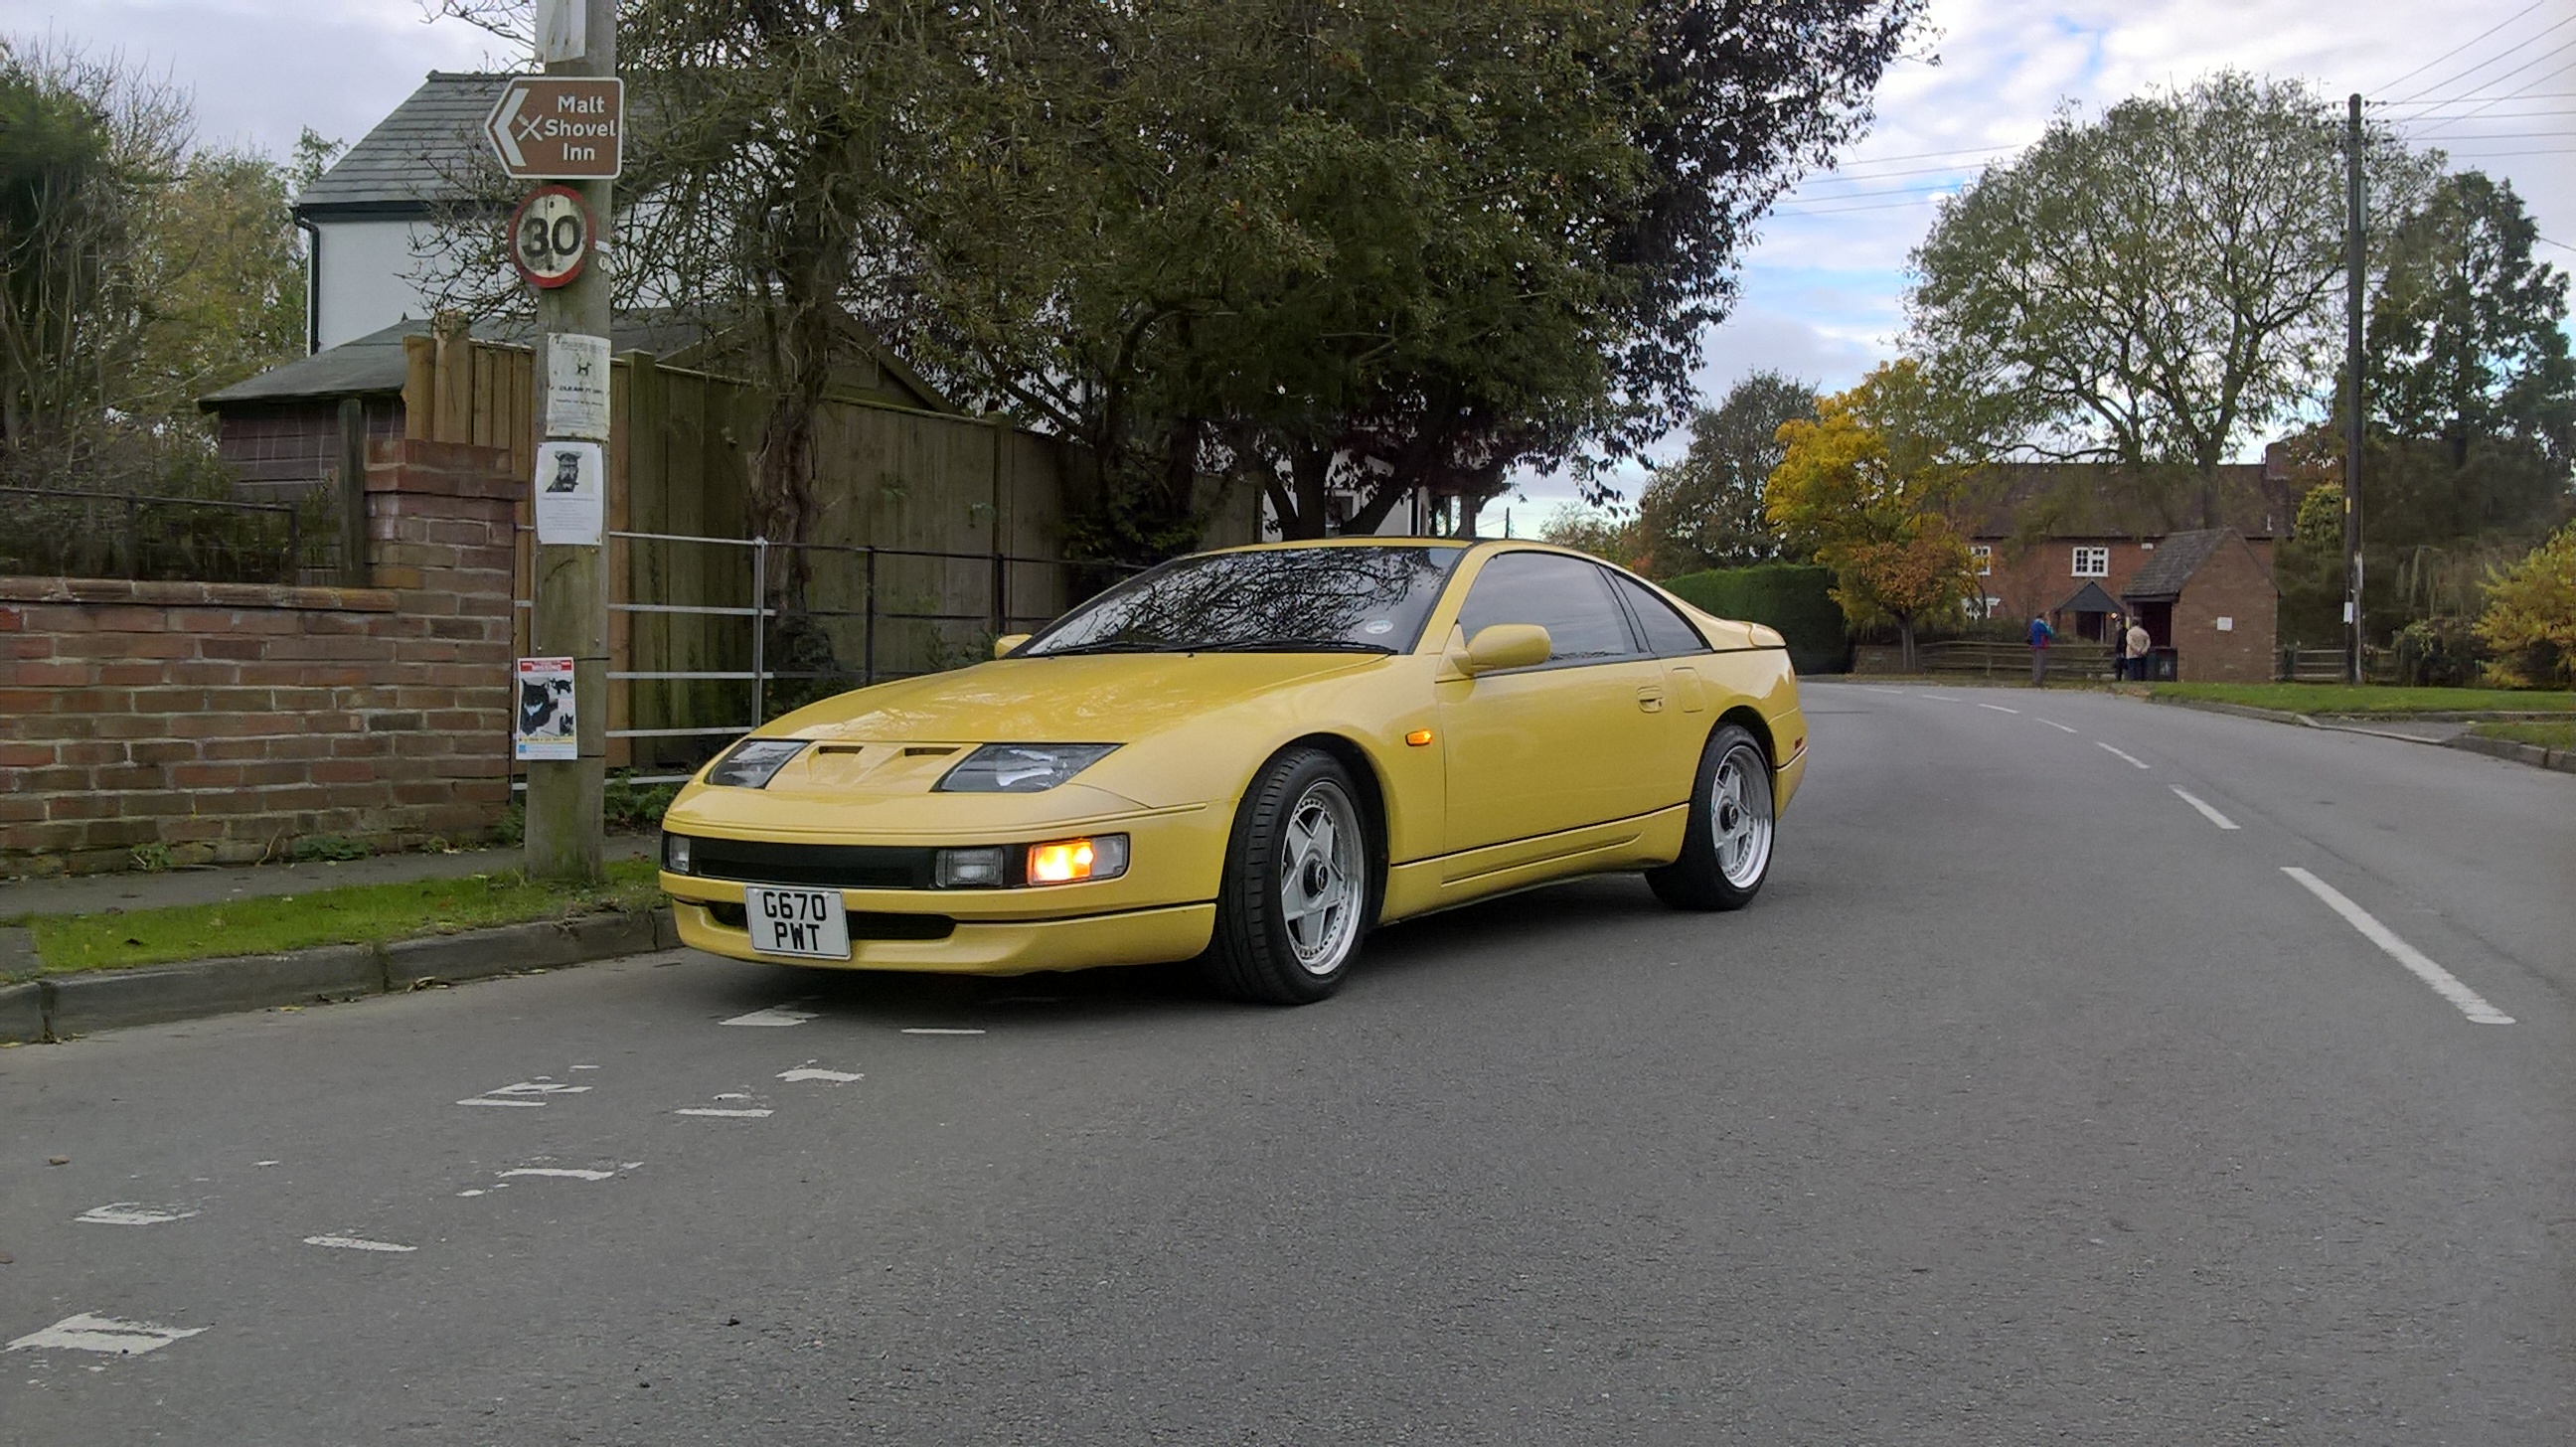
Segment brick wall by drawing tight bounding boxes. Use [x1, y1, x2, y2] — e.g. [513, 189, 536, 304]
[0, 439, 517, 876]
[2174, 537, 2279, 683]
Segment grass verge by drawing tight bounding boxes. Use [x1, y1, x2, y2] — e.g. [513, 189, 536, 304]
[2150, 682, 2576, 715]
[2470, 720, 2576, 749]
[15, 859, 663, 979]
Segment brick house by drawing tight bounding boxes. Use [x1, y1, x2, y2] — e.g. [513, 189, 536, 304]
[1963, 461, 2290, 682]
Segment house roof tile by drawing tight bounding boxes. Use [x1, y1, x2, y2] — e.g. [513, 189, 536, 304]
[2117, 528, 2230, 601]
[294, 73, 514, 217]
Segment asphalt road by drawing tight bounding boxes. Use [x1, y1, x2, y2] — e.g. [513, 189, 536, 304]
[5, 682, 2570, 1445]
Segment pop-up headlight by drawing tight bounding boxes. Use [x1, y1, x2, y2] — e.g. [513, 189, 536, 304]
[934, 743, 1118, 793]
[705, 738, 808, 788]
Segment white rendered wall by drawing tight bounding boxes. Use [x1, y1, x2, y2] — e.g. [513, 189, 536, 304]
[311, 220, 438, 350]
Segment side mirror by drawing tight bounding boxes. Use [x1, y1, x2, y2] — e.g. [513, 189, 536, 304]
[993, 633, 1033, 660]
[1462, 623, 1551, 675]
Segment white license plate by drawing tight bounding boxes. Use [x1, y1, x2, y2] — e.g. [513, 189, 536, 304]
[743, 884, 851, 960]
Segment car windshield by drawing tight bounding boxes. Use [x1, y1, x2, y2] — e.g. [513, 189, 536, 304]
[1025, 546, 1466, 657]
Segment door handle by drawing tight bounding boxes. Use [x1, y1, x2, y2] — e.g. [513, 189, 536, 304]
[1636, 687, 1665, 713]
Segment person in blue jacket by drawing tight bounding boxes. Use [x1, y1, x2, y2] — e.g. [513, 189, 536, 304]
[2026, 613, 2055, 686]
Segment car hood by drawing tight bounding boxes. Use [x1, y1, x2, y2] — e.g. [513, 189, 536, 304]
[765, 651, 1385, 745]
[663, 651, 1385, 840]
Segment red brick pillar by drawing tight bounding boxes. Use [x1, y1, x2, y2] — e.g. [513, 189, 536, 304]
[362, 438, 519, 841]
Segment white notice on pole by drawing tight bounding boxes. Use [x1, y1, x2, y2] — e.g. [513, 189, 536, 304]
[534, 440, 605, 546]
[515, 657, 577, 761]
[546, 333, 611, 440]
[535, 0, 585, 62]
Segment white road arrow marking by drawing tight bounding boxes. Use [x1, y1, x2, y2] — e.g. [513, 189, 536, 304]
[723, 1004, 818, 1027]
[2283, 868, 2513, 1026]
[7, 1314, 205, 1356]
[778, 1066, 864, 1083]
[76, 1204, 197, 1226]
[304, 1235, 416, 1253]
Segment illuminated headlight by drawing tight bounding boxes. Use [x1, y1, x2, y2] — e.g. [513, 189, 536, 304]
[661, 832, 693, 874]
[1028, 834, 1128, 884]
[706, 738, 807, 788]
[934, 847, 1008, 888]
[935, 742, 1119, 793]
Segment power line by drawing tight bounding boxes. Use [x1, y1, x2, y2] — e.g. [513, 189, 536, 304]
[2387, 9, 2575, 105]
[2404, 42, 2576, 136]
[2376, 0, 2553, 98]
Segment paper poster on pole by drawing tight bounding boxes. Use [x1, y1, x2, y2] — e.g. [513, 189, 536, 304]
[533, 440, 604, 545]
[515, 657, 577, 761]
[545, 332, 611, 440]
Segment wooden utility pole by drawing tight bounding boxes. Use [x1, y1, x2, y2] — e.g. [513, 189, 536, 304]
[524, 0, 617, 884]
[2342, 92, 2366, 686]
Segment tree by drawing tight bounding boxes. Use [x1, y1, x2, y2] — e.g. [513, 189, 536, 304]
[1907, 72, 2437, 529]
[2370, 171, 2575, 470]
[1764, 361, 1972, 667]
[0, 39, 303, 489]
[1536, 504, 1647, 570]
[1634, 370, 1814, 575]
[2475, 522, 2576, 688]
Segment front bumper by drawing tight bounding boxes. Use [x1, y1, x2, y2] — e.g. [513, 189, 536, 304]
[656, 799, 1229, 976]
[667, 891, 1216, 975]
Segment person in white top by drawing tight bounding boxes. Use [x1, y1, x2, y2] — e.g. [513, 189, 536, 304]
[2125, 619, 2153, 680]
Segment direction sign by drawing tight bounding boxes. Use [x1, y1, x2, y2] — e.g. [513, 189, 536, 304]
[485, 77, 623, 180]
[509, 185, 592, 289]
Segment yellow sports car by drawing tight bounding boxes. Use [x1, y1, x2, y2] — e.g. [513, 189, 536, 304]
[658, 539, 1806, 1003]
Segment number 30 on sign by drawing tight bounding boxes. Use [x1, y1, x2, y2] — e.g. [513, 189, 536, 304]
[509, 185, 592, 289]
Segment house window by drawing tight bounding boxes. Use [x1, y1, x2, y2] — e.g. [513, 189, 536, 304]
[1971, 544, 1993, 575]
[2072, 546, 2109, 577]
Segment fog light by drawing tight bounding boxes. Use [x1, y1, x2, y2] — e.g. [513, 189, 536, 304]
[934, 846, 1009, 888]
[1028, 834, 1127, 884]
[662, 832, 693, 874]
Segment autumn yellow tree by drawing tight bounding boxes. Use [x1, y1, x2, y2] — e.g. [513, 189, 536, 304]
[1764, 361, 1975, 669]
[2475, 523, 2576, 688]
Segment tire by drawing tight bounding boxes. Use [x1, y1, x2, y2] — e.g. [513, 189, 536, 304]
[1202, 747, 1372, 1004]
[1646, 724, 1776, 912]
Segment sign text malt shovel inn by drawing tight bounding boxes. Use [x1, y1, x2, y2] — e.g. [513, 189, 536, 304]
[485, 77, 624, 181]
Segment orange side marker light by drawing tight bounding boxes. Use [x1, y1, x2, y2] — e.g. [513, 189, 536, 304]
[1405, 729, 1434, 747]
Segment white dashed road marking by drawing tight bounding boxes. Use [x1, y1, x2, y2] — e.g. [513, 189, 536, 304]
[304, 1235, 416, 1253]
[1978, 703, 2019, 714]
[2282, 868, 2513, 1026]
[2035, 719, 2079, 733]
[8, 1315, 205, 1356]
[458, 1080, 590, 1108]
[779, 1066, 864, 1083]
[723, 1004, 818, 1028]
[498, 1167, 617, 1182]
[76, 1205, 197, 1226]
[2096, 741, 2152, 769]
[2170, 786, 2240, 830]
[675, 1108, 774, 1118]
[901, 1028, 986, 1037]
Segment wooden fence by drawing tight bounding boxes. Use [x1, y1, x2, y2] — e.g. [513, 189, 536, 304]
[397, 329, 1077, 769]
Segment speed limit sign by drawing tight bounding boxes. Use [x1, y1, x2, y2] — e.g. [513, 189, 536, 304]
[509, 184, 592, 289]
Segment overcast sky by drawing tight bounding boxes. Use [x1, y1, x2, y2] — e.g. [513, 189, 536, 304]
[5, 0, 2569, 520]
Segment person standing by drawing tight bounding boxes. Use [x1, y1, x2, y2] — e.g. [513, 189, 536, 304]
[2027, 612, 2055, 686]
[2126, 617, 2153, 682]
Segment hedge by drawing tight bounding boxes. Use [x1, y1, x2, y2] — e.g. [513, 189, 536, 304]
[1663, 563, 1850, 674]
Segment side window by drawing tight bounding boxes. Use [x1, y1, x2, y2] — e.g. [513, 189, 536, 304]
[1608, 573, 1710, 657]
[1455, 552, 1639, 667]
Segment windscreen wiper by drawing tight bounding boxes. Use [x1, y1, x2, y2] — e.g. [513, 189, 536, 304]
[1194, 638, 1396, 654]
